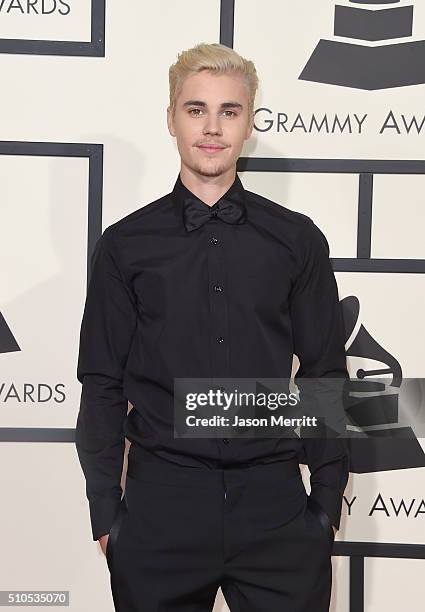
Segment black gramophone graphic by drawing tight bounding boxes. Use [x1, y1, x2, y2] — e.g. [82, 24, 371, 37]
[0, 311, 20, 354]
[299, 0, 425, 90]
[341, 295, 425, 473]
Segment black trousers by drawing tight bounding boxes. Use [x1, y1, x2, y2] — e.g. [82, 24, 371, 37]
[106, 456, 335, 612]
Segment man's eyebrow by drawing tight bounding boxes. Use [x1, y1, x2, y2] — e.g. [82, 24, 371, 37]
[182, 100, 243, 110]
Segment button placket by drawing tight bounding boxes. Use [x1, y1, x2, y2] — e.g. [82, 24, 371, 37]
[206, 226, 230, 379]
[206, 223, 232, 462]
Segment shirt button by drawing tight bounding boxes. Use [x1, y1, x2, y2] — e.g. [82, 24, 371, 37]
[216, 336, 224, 343]
[213, 285, 223, 292]
[210, 237, 219, 245]
[222, 438, 230, 444]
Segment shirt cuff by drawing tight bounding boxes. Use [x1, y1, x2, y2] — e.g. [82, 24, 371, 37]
[88, 494, 123, 542]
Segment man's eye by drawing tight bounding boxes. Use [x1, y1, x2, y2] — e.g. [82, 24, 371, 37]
[188, 108, 202, 116]
[223, 110, 237, 117]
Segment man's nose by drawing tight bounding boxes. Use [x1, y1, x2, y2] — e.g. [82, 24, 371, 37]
[202, 116, 222, 135]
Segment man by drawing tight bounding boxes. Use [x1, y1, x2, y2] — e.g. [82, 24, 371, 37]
[75, 42, 350, 611]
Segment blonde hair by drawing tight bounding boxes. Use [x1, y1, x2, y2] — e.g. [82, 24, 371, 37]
[168, 42, 259, 118]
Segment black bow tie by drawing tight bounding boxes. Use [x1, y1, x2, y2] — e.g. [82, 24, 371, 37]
[183, 192, 246, 232]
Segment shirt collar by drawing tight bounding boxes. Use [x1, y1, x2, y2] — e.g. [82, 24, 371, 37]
[171, 171, 247, 231]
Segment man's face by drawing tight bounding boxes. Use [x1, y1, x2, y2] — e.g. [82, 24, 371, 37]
[167, 70, 254, 179]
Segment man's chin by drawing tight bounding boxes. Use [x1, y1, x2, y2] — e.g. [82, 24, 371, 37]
[191, 162, 230, 178]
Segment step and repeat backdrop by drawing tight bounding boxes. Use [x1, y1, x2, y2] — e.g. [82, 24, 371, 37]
[1, 1, 424, 611]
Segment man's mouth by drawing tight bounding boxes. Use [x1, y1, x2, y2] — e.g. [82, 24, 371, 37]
[197, 144, 226, 153]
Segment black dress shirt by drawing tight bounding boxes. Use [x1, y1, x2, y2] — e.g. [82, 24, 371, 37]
[75, 172, 350, 541]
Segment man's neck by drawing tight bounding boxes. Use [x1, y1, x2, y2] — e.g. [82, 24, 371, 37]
[179, 165, 237, 207]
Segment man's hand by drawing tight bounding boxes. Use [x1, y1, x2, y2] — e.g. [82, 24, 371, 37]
[99, 533, 109, 556]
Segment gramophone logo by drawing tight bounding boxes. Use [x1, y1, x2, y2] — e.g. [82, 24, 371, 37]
[0, 311, 20, 353]
[341, 295, 425, 474]
[299, 0, 425, 89]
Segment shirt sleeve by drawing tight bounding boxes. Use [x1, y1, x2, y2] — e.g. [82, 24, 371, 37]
[289, 218, 350, 531]
[75, 226, 137, 541]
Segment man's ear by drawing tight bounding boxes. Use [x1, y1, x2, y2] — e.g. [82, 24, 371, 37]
[167, 106, 176, 137]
